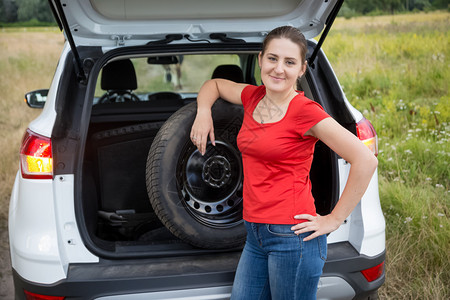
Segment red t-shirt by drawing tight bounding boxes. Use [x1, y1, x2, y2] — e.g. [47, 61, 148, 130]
[237, 85, 331, 224]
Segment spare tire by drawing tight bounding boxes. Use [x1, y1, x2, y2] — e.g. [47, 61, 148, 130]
[146, 100, 246, 249]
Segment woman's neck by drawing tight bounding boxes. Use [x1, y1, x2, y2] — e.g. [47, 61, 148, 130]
[265, 88, 297, 106]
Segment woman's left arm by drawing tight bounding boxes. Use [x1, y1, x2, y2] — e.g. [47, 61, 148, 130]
[291, 117, 378, 241]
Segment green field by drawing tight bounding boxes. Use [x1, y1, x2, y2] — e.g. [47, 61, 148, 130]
[322, 12, 449, 299]
[0, 12, 449, 299]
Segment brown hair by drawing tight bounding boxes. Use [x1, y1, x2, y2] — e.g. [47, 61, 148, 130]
[261, 26, 307, 62]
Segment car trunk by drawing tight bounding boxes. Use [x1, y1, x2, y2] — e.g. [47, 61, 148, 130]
[64, 43, 350, 257]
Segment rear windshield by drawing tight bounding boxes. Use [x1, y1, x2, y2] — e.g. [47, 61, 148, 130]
[94, 54, 240, 99]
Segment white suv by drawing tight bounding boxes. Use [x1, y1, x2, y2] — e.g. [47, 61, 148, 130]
[9, 0, 385, 299]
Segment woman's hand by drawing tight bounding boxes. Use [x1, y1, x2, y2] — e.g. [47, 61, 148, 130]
[190, 109, 215, 155]
[291, 214, 341, 241]
[190, 79, 245, 155]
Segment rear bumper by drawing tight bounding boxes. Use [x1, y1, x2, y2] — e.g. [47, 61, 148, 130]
[14, 251, 240, 300]
[13, 242, 384, 300]
[320, 242, 385, 299]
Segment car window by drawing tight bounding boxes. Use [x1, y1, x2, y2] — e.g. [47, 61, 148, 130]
[94, 54, 240, 98]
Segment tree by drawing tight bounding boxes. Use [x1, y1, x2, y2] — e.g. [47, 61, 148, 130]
[0, 1, 3, 22]
[379, 0, 404, 14]
[344, 0, 443, 15]
[345, 0, 381, 14]
[431, 0, 449, 9]
[16, 0, 53, 22]
[1, 0, 18, 22]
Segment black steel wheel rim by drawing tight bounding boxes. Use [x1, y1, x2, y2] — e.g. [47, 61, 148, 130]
[177, 140, 243, 228]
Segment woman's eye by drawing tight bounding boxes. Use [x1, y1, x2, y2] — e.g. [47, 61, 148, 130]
[286, 61, 295, 65]
[268, 57, 277, 61]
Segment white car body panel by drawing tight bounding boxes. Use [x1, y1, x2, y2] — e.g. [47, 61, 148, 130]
[53, 174, 99, 267]
[9, 173, 66, 284]
[53, 0, 339, 47]
[9, 172, 98, 284]
[326, 159, 351, 244]
[358, 171, 386, 256]
[28, 44, 71, 138]
[328, 159, 385, 257]
[10, 43, 100, 284]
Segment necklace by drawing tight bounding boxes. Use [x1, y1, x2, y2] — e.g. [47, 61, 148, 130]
[256, 91, 297, 124]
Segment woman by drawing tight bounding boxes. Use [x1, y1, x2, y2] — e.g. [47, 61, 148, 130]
[190, 26, 378, 300]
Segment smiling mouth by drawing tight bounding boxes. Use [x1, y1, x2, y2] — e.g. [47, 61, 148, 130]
[269, 75, 285, 81]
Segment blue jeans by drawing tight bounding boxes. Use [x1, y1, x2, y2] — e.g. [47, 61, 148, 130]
[230, 221, 327, 300]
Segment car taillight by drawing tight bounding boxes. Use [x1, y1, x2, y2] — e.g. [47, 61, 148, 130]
[20, 129, 53, 179]
[361, 261, 385, 282]
[356, 118, 378, 156]
[24, 290, 64, 300]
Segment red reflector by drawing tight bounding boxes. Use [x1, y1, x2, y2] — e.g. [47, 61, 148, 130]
[356, 118, 378, 156]
[24, 290, 65, 300]
[361, 261, 384, 282]
[20, 129, 53, 179]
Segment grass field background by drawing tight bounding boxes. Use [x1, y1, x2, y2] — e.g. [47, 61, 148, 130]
[322, 12, 449, 299]
[0, 12, 448, 299]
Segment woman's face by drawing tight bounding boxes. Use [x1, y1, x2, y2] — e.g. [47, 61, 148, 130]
[258, 37, 306, 94]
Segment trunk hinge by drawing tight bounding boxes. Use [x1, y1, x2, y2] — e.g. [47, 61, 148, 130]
[50, 0, 87, 84]
[308, 0, 344, 68]
[112, 35, 132, 47]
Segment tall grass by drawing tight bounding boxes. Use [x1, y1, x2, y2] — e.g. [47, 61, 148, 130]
[0, 12, 448, 299]
[322, 11, 449, 299]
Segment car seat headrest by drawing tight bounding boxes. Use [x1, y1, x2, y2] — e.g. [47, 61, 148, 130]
[101, 59, 138, 91]
[211, 64, 244, 83]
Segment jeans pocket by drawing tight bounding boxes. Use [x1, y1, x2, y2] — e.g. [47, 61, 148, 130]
[266, 224, 297, 237]
[317, 234, 328, 261]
